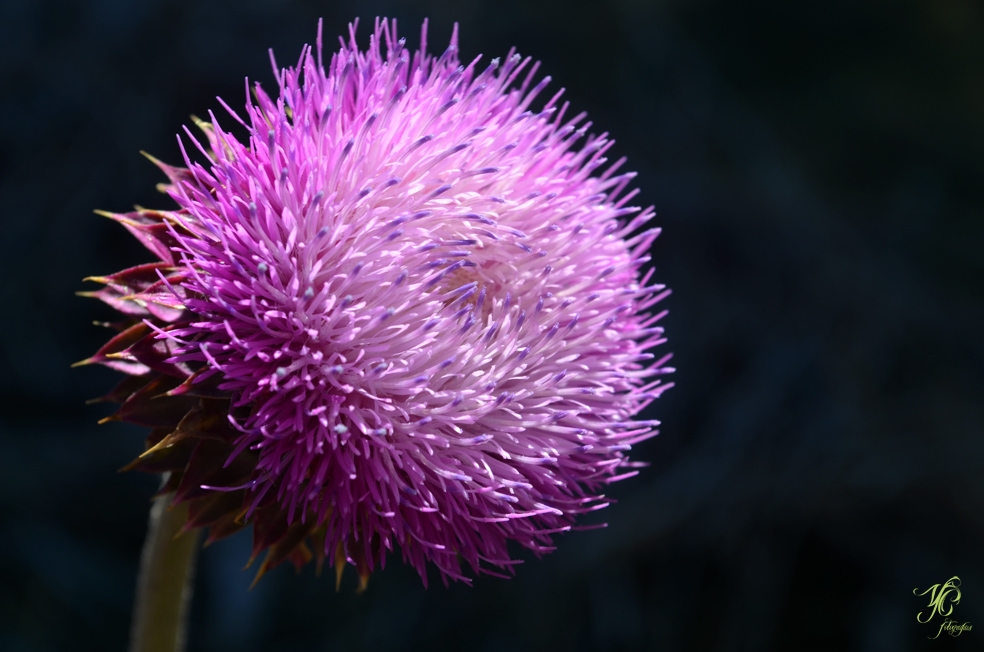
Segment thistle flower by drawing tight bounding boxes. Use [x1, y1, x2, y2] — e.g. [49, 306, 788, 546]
[80, 17, 672, 587]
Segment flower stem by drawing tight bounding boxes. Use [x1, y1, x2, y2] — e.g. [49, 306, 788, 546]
[130, 488, 202, 652]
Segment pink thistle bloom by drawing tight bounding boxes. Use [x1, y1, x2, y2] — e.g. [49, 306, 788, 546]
[82, 17, 672, 586]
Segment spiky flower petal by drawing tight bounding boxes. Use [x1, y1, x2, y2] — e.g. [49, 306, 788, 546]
[81, 18, 672, 586]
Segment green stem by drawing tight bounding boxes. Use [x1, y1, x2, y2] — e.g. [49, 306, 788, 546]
[130, 488, 202, 652]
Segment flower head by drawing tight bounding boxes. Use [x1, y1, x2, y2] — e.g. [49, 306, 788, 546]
[81, 18, 672, 586]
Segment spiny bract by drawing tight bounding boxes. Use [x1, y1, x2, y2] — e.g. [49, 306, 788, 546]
[81, 17, 673, 587]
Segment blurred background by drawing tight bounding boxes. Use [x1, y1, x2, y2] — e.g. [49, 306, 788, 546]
[1, 0, 982, 650]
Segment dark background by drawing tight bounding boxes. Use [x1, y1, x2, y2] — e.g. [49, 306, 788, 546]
[1, 0, 982, 650]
